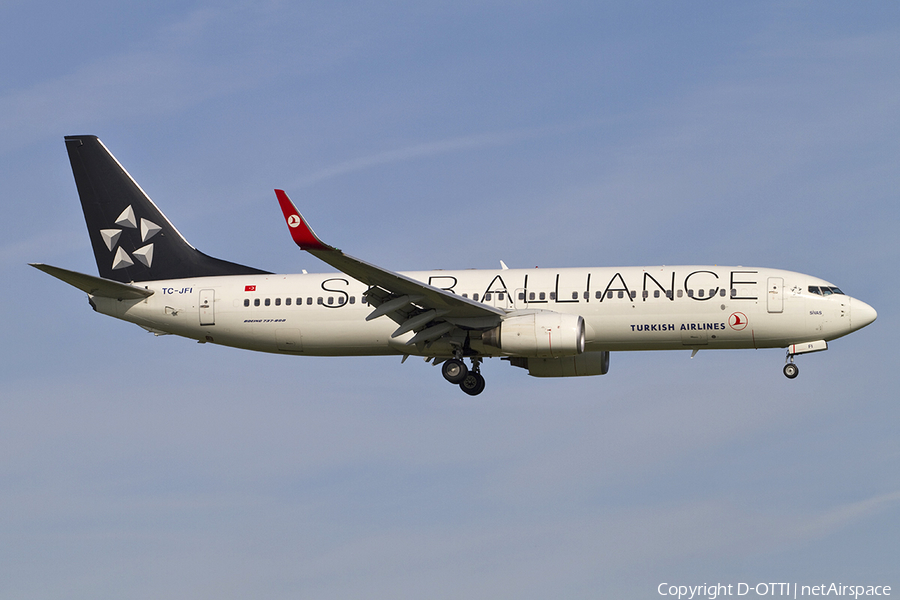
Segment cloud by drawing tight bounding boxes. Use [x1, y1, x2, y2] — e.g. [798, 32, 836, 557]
[800, 490, 900, 539]
[290, 120, 606, 188]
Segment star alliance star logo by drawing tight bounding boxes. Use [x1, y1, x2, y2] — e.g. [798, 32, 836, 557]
[100, 205, 162, 270]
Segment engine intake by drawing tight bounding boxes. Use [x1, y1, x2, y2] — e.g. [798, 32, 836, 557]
[482, 311, 585, 357]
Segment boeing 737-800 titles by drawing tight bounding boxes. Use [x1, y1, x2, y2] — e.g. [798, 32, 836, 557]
[32, 136, 877, 395]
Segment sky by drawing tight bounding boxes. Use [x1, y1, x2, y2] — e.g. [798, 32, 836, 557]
[1, 2, 898, 598]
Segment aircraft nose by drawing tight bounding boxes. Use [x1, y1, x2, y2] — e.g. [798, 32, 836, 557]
[851, 298, 877, 330]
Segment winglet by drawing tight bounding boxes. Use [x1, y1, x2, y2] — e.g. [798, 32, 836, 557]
[275, 189, 333, 251]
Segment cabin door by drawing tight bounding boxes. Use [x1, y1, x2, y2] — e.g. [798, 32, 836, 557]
[199, 289, 215, 326]
[767, 277, 784, 313]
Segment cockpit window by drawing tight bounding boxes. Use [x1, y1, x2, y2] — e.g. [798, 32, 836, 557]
[809, 285, 844, 296]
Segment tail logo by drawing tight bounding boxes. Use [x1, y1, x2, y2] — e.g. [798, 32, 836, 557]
[100, 204, 162, 270]
[287, 214, 302, 228]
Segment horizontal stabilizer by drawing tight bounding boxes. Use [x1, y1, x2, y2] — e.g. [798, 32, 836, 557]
[30, 263, 154, 299]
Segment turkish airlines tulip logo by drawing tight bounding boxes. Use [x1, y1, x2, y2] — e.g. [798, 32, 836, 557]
[288, 215, 301, 228]
[729, 312, 748, 330]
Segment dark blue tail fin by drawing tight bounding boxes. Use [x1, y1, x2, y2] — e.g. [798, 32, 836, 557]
[65, 135, 270, 283]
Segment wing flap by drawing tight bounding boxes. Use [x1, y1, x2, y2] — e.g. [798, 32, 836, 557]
[365, 294, 424, 321]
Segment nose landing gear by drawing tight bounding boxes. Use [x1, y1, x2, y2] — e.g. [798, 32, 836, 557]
[783, 361, 799, 379]
[783, 347, 800, 379]
[782, 340, 828, 379]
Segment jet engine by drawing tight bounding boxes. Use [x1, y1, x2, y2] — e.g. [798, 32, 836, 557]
[482, 310, 585, 358]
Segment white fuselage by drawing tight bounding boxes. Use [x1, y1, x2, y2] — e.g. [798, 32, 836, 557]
[90, 265, 868, 357]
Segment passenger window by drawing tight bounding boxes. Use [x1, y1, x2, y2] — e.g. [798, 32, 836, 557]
[519, 292, 526, 300]
[317, 297, 323, 305]
[473, 293, 479, 301]
[654, 290, 660, 298]
[607, 291, 613, 299]
[550, 292, 556, 300]
[297, 298, 302, 305]
[307, 297, 313, 305]
[498, 293, 505, 301]
[244, 299, 250, 307]
[595, 291, 602, 299]
[630, 291, 636, 299]
[275, 298, 281, 306]
[698, 289, 704, 298]
[719, 289, 726, 297]
[485, 292, 492, 301]
[254, 298, 260, 307]
[286, 298, 291, 306]
[687, 289, 694, 298]
[618, 291, 624, 299]
[350, 297, 356, 304]
[265, 298, 271, 306]
[539, 292, 546, 300]
[583, 291, 589, 300]
[677, 290, 683, 298]
[529, 292, 535, 300]
[667, 290, 673, 299]
[328, 297, 334, 305]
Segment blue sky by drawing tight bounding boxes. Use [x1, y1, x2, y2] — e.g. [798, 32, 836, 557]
[2, 2, 898, 598]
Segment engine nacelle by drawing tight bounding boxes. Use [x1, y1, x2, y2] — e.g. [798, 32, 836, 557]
[508, 352, 610, 378]
[482, 311, 585, 358]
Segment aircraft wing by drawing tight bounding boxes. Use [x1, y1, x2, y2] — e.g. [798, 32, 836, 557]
[275, 190, 504, 348]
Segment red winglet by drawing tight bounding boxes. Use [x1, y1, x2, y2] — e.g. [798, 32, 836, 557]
[275, 189, 332, 251]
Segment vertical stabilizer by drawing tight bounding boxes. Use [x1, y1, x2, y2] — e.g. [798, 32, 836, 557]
[64, 135, 269, 282]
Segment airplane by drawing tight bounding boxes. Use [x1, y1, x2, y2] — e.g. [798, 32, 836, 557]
[32, 135, 877, 396]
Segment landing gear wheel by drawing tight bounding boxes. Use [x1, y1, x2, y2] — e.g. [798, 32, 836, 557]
[459, 372, 486, 396]
[442, 359, 468, 384]
[783, 363, 799, 379]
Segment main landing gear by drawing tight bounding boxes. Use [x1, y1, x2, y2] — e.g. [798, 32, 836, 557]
[441, 356, 486, 396]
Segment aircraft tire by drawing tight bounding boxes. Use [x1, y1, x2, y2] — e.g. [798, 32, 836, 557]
[783, 363, 799, 379]
[459, 372, 486, 396]
[442, 359, 468, 384]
